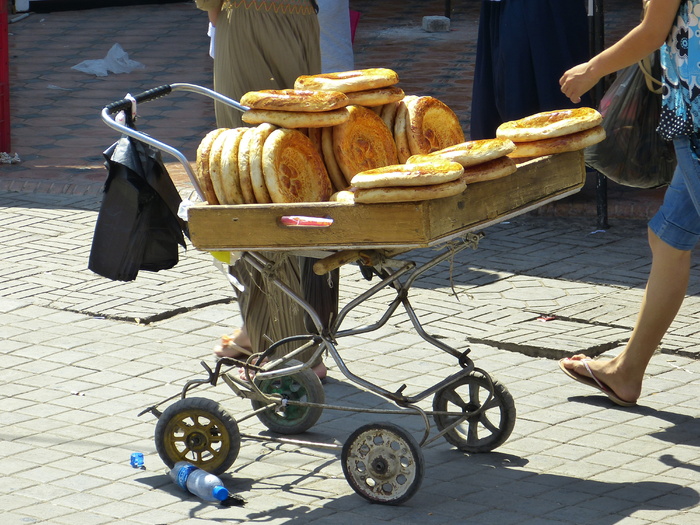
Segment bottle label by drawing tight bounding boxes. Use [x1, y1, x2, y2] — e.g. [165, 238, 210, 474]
[177, 463, 198, 490]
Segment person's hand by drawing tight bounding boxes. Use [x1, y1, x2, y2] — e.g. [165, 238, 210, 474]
[559, 62, 600, 104]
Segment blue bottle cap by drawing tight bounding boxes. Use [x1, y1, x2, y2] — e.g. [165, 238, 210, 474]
[213, 485, 229, 501]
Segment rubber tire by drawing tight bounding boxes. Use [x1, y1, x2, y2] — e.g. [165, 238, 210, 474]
[155, 397, 240, 475]
[250, 359, 325, 434]
[432, 370, 516, 453]
[341, 423, 424, 505]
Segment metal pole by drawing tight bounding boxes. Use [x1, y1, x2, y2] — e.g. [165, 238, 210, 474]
[591, 0, 609, 229]
[445, 0, 452, 18]
[0, 0, 10, 153]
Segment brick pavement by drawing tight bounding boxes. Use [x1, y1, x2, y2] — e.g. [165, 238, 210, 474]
[1, 1, 700, 524]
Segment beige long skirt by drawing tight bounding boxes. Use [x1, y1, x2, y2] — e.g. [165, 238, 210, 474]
[213, 3, 321, 128]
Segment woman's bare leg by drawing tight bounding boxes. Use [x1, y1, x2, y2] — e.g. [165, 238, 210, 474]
[562, 228, 690, 403]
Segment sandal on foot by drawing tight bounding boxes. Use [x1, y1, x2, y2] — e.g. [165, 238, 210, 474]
[558, 358, 636, 407]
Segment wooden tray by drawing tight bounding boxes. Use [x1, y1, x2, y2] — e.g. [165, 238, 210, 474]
[187, 150, 585, 252]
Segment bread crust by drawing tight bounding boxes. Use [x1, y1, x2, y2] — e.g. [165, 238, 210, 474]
[195, 128, 227, 204]
[262, 128, 333, 203]
[248, 123, 278, 204]
[217, 127, 248, 204]
[417, 137, 516, 167]
[294, 68, 400, 93]
[242, 107, 350, 128]
[344, 86, 405, 107]
[351, 160, 464, 188]
[460, 156, 517, 183]
[240, 89, 349, 112]
[237, 127, 257, 204]
[508, 125, 606, 158]
[496, 107, 603, 141]
[353, 178, 467, 203]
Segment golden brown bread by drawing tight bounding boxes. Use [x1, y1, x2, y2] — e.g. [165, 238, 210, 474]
[460, 156, 517, 183]
[350, 159, 464, 188]
[416, 137, 516, 167]
[393, 96, 418, 163]
[405, 96, 465, 155]
[344, 86, 405, 107]
[217, 127, 248, 204]
[352, 178, 467, 203]
[236, 127, 257, 204]
[294, 68, 400, 93]
[508, 125, 606, 158]
[242, 107, 350, 128]
[195, 128, 227, 204]
[248, 123, 278, 203]
[262, 128, 333, 203]
[321, 125, 349, 190]
[333, 105, 399, 182]
[496, 107, 603, 141]
[209, 128, 248, 205]
[240, 89, 349, 112]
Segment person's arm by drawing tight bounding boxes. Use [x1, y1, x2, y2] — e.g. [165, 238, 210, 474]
[560, 0, 681, 103]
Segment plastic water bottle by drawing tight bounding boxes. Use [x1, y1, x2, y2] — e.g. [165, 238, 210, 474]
[169, 461, 229, 502]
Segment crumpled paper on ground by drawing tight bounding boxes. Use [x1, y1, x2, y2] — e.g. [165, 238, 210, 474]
[72, 43, 145, 77]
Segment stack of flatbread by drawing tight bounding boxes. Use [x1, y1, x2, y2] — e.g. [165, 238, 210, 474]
[195, 123, 332, 205]
[408, 137, 518, 184]
[379, 95, 466, 163]
[293, 69, 405, 192]
[496, 107, 605, 159]
[331, 157, 467, 204]
[240, 88, 351, 129]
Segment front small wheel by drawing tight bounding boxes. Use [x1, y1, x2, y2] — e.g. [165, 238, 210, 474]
[341, 423, 424, 505]
[432, 370, 516, 453]
[251, 359, 325, 434]
[154, 397, 240, 475]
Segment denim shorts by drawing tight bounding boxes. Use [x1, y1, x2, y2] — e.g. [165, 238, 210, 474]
[648, 135, 700, 251]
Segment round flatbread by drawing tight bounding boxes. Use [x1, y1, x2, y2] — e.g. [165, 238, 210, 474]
[217, 127, 248, 204]
[237, 127, 257, 204]
[333, 104, 399, 182]
[344, 86, 405, 107]
[307, 126, 323, 155]
[242, 107, 350, 128]
[195, 128, 227, 204]
[240, 89, 349, 112]
[508, 125, 606, 158]
[353, 178, 467, 204]
[262, 128, 333, 203]
[209, 128, 246, 205]
[393, 96, 417, 163]
[496, 107, 603, 142]
[350, 160, 464, 188]
[294, 68, 400, 93]
[405, 96, 465, 156]
[380, 100, 400, 132]
[321, 125, 349, 190]
[415, 137, 516, 167]
[248, 123, 278, 204]
[460, 156, 517, 183]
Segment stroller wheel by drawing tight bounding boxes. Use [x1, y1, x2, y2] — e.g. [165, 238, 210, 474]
[154, 397, 240, 475]
[251, 359, 325, 434]
[432, 370, 516, 453]
[341, 423, 424, 505]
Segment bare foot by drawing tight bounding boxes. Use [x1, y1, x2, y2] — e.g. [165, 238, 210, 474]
[561, 354, 640, 404]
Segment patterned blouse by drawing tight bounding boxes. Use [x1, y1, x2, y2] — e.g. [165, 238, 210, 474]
[658, 0, 700, 139]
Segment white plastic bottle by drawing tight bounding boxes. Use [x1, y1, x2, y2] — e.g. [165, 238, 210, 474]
[169, 461, 229, 502]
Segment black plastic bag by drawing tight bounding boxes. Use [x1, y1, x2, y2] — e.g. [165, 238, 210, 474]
[585, 51, 676, 189]
[89, 136, 187, 281]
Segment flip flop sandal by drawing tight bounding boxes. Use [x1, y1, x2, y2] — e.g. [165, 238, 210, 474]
[558, 358, 636, 407]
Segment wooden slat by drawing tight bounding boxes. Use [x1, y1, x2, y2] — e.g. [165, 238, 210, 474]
[187, 151, 585, 252]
